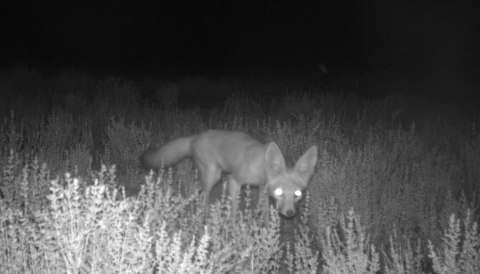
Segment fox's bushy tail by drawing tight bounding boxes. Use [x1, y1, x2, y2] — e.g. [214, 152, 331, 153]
[140, 135, 198, 170]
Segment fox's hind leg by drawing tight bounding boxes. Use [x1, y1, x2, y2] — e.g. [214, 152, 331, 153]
[196, 163, 222, 218]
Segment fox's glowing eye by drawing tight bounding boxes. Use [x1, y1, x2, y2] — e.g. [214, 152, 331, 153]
[274, 188, 283, 196]
[295, 190, 302, 197]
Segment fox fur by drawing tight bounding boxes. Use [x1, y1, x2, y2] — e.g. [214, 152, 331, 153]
[140, 130, 318, 225]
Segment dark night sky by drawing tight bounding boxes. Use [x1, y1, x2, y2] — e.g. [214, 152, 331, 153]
[1, 0, 479, 82]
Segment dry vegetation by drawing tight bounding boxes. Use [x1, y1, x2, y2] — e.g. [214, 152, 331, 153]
[0, 65, 479, 273]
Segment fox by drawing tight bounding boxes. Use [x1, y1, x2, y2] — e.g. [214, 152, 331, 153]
[140, 130, 318, 225]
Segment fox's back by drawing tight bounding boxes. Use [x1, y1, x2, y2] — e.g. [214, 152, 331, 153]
[191, 130, 270, 185]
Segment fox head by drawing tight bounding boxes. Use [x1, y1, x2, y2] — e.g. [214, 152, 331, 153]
[264, 143, 318, 218]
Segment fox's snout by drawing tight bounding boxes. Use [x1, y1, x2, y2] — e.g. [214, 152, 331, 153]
[285, 208, 296, 218]
[277, 200, 297, 218]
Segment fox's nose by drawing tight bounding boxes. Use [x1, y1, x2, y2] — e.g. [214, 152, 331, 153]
[285, 209, 295, 217]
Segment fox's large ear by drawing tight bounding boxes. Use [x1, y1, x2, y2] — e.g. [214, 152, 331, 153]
[265, 142, 287, 178]
[294, 145, 318, 186]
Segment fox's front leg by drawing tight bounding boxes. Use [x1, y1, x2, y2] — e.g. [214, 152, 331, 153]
[261, 188, 270, 226]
